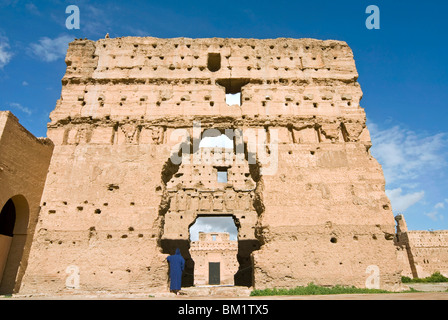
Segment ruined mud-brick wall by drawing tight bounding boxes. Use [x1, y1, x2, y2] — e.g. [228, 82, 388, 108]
[20, 36, 401, 294]
[395, 215, 448, 279]
[190, 232, 238, 286]
[0, 111, 53, 294]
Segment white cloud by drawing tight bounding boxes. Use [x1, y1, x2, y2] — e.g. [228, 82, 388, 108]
[369, 122, 447, 185]
[0, 35, 13, 69]
[199, 134, 234, 149]
[8, 102, 32, 116]
[369, 121, 448, 221]
[425, 210, 444, 222]
[28, 35, 74, 62]
[25, 2, 40, 15]
[22, 81, 28, 86]
[81, 4, 116, 37]
[435, 202, 445, 209]
[189, 217, 238, 241]
[425, 201, 446, 222]
[386, 188, 425, 213]
[126, 27, 151, 37]
[226, 93, 241, 106]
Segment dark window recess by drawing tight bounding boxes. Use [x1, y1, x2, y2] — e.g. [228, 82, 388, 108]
[0, 199, 16, 237]
[216, 78, 250, 106]
[207, 53, 221, 72]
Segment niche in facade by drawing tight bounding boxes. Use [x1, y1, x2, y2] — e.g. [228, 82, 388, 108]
[207, 53, 221, 72]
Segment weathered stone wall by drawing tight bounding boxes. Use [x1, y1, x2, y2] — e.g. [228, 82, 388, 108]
[395, 215, 448, 278]
[19, 36, 402, 293]
[0, 111, 54, 294]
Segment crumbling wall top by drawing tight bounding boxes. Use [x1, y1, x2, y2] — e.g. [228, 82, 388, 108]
[64, 37, 358, 82]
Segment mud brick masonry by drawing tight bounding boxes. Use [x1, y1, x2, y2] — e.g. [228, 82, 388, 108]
[1, 37, 447, 295]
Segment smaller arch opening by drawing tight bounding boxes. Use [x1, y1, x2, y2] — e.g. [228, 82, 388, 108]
[0, 195, 29, 295]
[189, 216, 238, 287]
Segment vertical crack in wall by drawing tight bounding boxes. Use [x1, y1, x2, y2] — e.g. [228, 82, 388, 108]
[245, 137, 266, 245]
[155, 152, 181, 248]
[155, 140, 196, 286]
[232, 138, 266, 286]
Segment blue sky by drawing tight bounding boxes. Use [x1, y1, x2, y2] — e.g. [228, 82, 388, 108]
[0, 0, 447, 231]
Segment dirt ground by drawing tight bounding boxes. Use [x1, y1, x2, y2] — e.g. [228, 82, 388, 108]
[2, 283, 447, 300]
[2, 292, 448, 300]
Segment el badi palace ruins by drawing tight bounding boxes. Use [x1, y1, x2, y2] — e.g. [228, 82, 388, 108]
[1, 36, 447, 296]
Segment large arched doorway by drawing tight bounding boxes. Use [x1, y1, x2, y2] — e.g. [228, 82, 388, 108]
[188, 215, 259, 287]
[0, 195, 29, 294]
[158, 126, 264, 289]
[189, 215, 238, 286]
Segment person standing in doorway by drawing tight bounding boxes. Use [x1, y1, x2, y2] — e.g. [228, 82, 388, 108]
[166, 248, 185, 295]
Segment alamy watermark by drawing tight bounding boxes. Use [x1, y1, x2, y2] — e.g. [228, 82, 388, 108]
[65, 5, 379, 31]
[65, 265, 80, 289]
[169, 121, 279, 176]
[365, 265, 380, 289]
[366, 5, 380, 30]
[66, 5, 80, 30]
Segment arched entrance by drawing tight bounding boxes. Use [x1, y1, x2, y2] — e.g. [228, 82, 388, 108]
[189, 215, 238, 286]
[0, 195, 29, 294]
[188, 215, 259, 287]
[157, 125, 265, 289]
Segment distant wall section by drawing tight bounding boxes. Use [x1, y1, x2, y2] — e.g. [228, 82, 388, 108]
[395, 214, 448, 278]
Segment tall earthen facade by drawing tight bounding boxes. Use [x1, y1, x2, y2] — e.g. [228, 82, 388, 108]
[7, 36, 405, 294]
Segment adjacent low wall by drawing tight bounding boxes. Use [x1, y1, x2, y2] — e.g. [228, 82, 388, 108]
[0, 111, 54, 294]
[395, 215, 448, 279]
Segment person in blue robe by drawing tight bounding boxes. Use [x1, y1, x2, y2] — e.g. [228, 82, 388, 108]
[166, 248, 185, 294]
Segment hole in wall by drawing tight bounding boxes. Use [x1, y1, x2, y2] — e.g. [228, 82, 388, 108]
[187, 215, 259, 287]
[216, 78, 249, 107]
[216, 167, 228, 183]
[207, 53, 221, 72]
[226, 93, 241, 106]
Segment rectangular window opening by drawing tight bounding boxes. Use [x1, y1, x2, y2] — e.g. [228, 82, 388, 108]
[216, 78, 249, 107]
[216, 167, 228, 183]
[225, 92, 241, 106]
